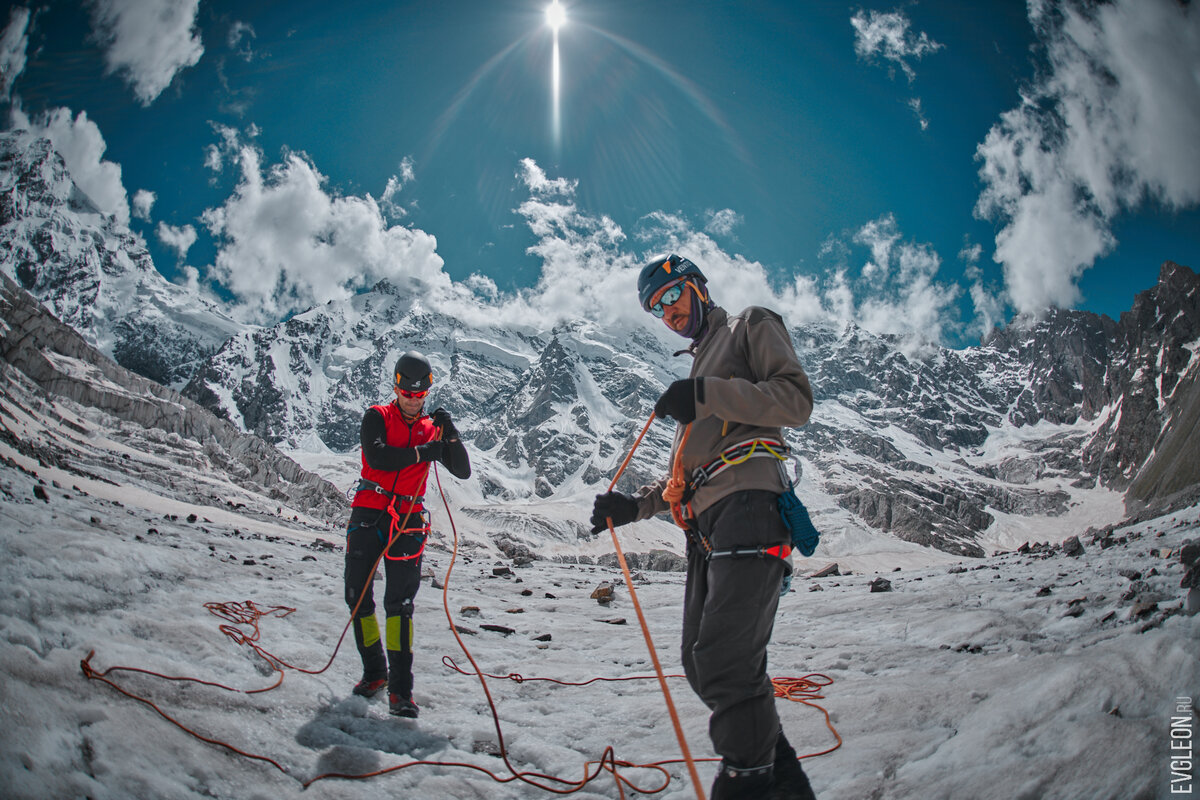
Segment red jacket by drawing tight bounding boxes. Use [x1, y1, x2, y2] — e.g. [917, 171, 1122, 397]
[352, 403, 438, 514]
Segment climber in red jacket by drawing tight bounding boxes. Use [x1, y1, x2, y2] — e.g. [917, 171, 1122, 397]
[344, 350, 470, 718]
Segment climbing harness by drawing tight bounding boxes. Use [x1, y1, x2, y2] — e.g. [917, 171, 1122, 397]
[663, 428, 819, 573]
[382, 506, 431, 562]
[355, 477, 424, 507]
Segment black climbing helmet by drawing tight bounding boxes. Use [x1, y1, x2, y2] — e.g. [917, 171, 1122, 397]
[637, 253, 707, 312]
[394, 351, 433, 392]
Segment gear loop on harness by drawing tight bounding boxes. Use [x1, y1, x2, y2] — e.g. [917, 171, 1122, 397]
[665, 431, 797, 570]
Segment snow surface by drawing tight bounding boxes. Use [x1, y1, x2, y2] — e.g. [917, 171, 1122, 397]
[3, 422, 1198, 799]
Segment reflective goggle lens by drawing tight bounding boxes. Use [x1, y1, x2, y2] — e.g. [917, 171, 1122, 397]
[650, 283, 685, 318]
[398, 388, 428, 399]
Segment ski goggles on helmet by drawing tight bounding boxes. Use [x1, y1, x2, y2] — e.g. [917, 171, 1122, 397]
[397, 388, 429, 399]
[648, 280, 687, 318]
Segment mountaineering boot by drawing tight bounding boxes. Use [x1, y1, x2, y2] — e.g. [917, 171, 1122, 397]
[711, 761, 774, 799]
[389, 693, 419, 719]
[351, 676, 387, 698]
[770, 731, 816, 800]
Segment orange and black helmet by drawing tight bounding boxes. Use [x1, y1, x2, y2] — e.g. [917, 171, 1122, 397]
[394, 351, 433, 392]
[637, 253, 707, 312]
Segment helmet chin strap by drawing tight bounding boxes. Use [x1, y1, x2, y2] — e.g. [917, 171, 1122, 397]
[394, 395, 425, 422]
[676, 280, 712, 339]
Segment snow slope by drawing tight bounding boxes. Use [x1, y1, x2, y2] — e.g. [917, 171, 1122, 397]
[2, 415, 1196, 800]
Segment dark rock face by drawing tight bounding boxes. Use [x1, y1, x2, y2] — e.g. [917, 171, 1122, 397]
[0, 132, 240, 389]
[0, 272, 346, 523]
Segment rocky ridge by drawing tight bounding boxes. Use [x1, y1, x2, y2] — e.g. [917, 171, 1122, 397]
[0, 130, 242, 388]
[0, 272, 346, 524]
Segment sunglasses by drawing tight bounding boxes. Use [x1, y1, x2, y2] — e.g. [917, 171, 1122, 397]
[397, 388, 429, 399]
[649, 283, 686, 318]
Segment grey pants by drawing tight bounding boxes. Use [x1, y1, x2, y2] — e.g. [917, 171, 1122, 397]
[682, 490, 788, 768]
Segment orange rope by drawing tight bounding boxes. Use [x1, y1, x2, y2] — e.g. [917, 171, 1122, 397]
[306, 461, 675, 797]
[78, 414, 839, 795]
[605, 414, 707, 800]
[661, 423, 693, 529]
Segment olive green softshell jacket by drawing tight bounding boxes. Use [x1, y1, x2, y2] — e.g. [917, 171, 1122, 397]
[634, 305, 814, 521]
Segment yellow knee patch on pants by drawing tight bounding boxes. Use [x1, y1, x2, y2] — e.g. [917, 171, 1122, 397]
[357, 615, 381, 647]
[386, 615, 413, 652]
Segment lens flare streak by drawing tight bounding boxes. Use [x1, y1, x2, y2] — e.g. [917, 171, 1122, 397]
[547, 2, 565, 152]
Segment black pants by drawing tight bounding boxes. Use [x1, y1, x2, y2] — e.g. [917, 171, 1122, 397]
[344, 515, 425, 698]
[682, 490, 788, 769]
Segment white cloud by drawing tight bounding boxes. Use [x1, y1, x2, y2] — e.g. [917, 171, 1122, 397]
[703, 208, 742, 237]
[200, 146, 446, 324]
[156, 221, 196, 261]
[518, 157, 577, 197]
[203, 124, 256, 181]
[851, 7, 943, 82]
[203, 144, 222, 172]
[0, 6, 30, 101]
[908, 97, 930, 131]
[850, 214, 961, 350]
[851, 7, 943, 130]
[380, 156, 416, 220]
[227, 20, 255, 61]
[131, 189, 155, 221]
[854, 215, 901, 280]
[193, 153, 966, 350]
[87, 0, 204, 106]
[975, 0, 1200, 316]
[9, 106, 130, 225]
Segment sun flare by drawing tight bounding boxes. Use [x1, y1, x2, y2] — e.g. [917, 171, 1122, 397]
[546, 1, 566, 31]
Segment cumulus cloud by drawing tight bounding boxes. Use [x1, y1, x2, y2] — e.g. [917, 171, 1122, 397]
[200, 145, 446, 324]
[192, 152, 967, 351]
[380, 156, 416, 220]
[519, 157, 577, 197]
[87, 0, 204, 106]
[512, 163, 960, 350]
[203, 123, 256, 180]
[975, 0, 1200, 317]
[131, 188, 155, 221]
[156, 221, 196, 261]
[851, 6, 943, 130]
[9, 106, 130, 224]
[850, 213, 961, 350]
[0, 5, 30, 101]
[959, 240, 1004, 341]
[703, 208, 742, 238]
[851, 7, 943, 81]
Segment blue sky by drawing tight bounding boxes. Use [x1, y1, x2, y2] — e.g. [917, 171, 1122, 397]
[2, 0, 1198, 347]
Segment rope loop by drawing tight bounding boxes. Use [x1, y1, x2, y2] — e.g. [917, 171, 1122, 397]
[78, 411, 839, 798]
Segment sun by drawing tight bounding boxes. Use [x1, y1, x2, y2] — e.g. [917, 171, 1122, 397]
[546, 1, 566, 32]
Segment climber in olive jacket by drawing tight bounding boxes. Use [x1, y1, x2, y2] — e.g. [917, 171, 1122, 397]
[590, 253, 816, 800]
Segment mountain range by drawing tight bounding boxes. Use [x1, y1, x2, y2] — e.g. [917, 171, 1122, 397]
[3, 129, 1198, 562]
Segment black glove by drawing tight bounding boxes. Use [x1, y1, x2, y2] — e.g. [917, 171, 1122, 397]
[416, 441, 445, 463]
[654, 378, 700, 424]
[431, 407, 460, 440]
[590, 491, 639, 534]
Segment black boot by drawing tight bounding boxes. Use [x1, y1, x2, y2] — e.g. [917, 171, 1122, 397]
[389, 693, 419, 718]
[711, 760, 774, 800]
[770, 731, 816, 800]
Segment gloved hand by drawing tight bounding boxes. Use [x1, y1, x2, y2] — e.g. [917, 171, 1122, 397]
[416, 441, 445, 463]
[590, 491, 639, 534]
[431, 407, 460, 440]
[654, 378, 700, 424]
